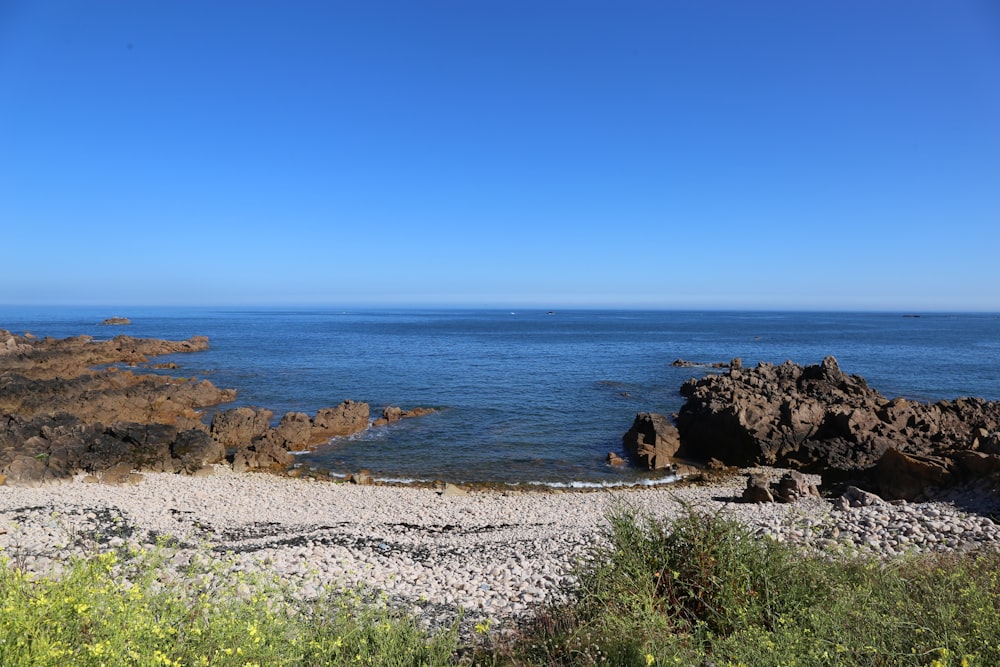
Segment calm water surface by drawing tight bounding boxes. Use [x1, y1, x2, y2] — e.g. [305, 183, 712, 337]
[3, 308, 998, 486]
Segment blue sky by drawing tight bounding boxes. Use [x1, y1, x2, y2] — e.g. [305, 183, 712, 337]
[1, 1, 998, 310]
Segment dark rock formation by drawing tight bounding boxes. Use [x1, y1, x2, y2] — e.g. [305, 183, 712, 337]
[2, 328, 441, 482]
[0, 329, 235, 485]
[100, 317, 131, 325]
[674, 356, 1000, 499]
[670, 359, 730, 368]
[622, 412, 681, 470]
[0, 412, 226, 486]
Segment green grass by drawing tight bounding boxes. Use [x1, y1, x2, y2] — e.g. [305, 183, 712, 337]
[0, 548, 458, 666]
[477, 506, 1000, 667]
[3, 508, 1000, 666]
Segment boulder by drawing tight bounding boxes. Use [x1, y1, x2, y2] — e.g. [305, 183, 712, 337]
[232, 431, 294, 472]
[742, 474, 774, 503]
[623, 412, 681, 470]
[210, 407, 274, 447]
[170, 428, 226, 473]
[773, 471, 820, 503]
[348, 469, 374, 485]
[313, 400, 370, 439]
[276, 412, 313, 451]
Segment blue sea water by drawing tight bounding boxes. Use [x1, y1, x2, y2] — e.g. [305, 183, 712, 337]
[2, 308, 999, 486]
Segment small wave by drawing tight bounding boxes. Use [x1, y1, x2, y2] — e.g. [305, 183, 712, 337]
[516, 476, 681, 489]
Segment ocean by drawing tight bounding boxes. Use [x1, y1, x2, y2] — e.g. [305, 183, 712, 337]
[3, 308, 999, 487]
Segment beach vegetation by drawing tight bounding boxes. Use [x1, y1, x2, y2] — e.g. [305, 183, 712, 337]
[476, 506, 1000, 666]
[0, 547, 457, 666]
[2, 508, 1000, 666]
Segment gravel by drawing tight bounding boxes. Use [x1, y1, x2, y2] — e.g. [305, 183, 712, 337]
[2, 466, 998, 632]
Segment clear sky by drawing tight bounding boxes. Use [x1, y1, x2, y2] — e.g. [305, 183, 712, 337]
[1, 1, 998, 310]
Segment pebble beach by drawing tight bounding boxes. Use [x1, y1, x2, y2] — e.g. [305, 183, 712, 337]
[2, 467, 1000, 632]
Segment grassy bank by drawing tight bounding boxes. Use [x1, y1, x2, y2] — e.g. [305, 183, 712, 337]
[2, 508, 999, 666]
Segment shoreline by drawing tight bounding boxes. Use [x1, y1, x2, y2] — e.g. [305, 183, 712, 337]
[3, 466, 999, 632]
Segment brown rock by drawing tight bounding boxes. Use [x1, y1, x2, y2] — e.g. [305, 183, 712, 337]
[773, 471, 820, 503]
[742, 474, 774, 503]
[607, 452, 627, 466]
[275, 412, 312, 451]
[349, 469, 374, 485]
[623, 412, 681, 470]
[232, 431, 294, 472]
[373, 405, 437, 428]
[313, 400, 370, 439]
[672, 356, 1000, 501]
[210, 407, 274, 447]
[875, 448, 951, 501]
[100, 462, 133, 484]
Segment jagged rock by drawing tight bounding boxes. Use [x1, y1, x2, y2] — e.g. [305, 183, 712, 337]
[607, 452, 627, 466]
[170, 428, 226, 473]
[0, 412, 224, 484]
[0, 330, 235, 457]
[313, 400, 370, 439]
[672, 356, 1000, 500]
[622, 412, 680, 470]
[210, 407, 274, 447]
[232, 431, 294, 472]
[275, 412, 313, 451]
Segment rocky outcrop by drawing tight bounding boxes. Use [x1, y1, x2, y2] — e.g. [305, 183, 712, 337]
[673, 356, 1000, 499]
[0, 330, 234, 426]
[622, 412, 681, 470]
[100, 317, 131, 325]
[210, 407, 274, 447]
[212, 400, 374, 471]
[0, 412, 226, 486]
[0, 329, 235, 484]
[313, 400, 371, 439]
